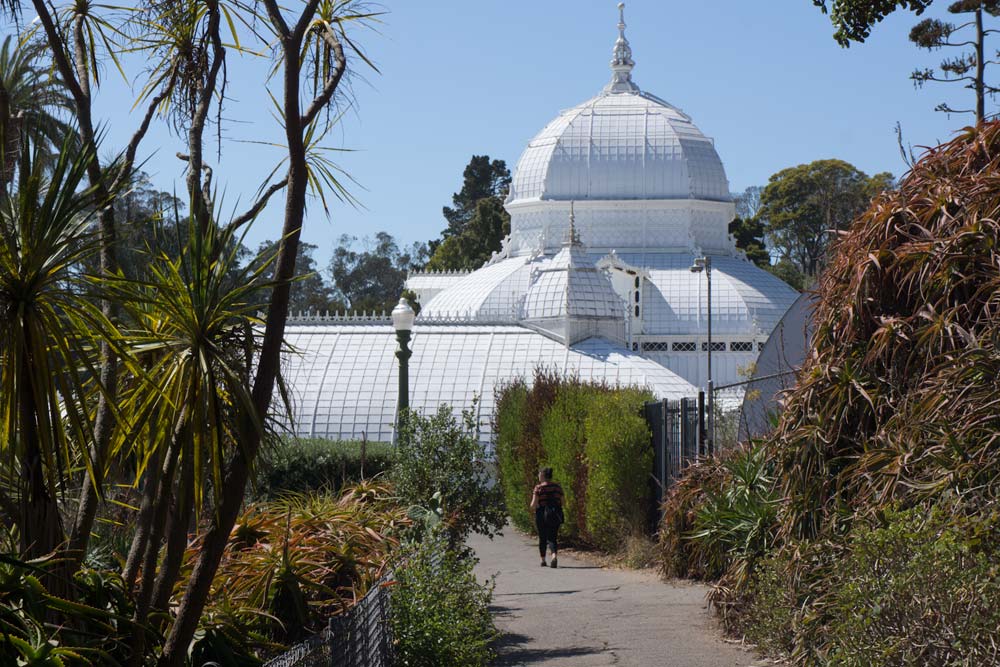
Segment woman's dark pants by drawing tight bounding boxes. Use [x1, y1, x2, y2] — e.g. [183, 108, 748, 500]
[535, 508, 558, 558]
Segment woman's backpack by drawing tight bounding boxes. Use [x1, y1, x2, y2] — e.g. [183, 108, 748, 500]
[543, 504, 564, 529]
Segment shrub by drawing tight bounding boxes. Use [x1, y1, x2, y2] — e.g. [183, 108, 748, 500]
[389, 537, 498, 667]
[691, 443, 778, 586]
[255, 437, 395, 499]
[183, 481, 408, 653]
[493, 370, 561, 532]
[538, 381, 593, 540]
[658, 452, 736, 580]
[493, 379, 533, 532]
[394, 405, 505, 543]
[583, 390, 653, 551]
[823, 503, 1000, 666]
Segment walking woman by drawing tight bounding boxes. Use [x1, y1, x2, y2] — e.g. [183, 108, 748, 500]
[530, 467, 564, 567]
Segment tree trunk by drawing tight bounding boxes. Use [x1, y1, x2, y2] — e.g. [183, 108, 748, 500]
[158, 23, 314, 667]
[123, 442, 167, 593]
[150, 451, 195, 618]
[976, 6, 985, 124]
[128, 420, 185, 667]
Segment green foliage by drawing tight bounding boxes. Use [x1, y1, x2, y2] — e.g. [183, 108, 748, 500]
[0, 136, 117, 558]
[393, 405, 506, 542]
[494, 375, 654, 551]
[0, 554, 139, 666]
[539, 382, 592, 540]
[426, 155, 511, 271]
[759, 159, 892, 277]
[823, 503, 1000, 666]
[254, 438, 395, 499]
[728, 216, 770, 268]
[689, 444, 778, 586]
[811, 0, 934, 46]
[766, 258, 809, 291]
[329, 232, 429, 312]
[493, 380, 534, 532]
[389, 536, 498, 667]
[583, 391, 654, 551]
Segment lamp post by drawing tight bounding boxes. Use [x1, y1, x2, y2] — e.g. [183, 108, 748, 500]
[391, 298, 416, 431]
[690, 255, 713, 456]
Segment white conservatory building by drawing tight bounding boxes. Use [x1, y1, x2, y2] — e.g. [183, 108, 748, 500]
[279, 6, 798, 443]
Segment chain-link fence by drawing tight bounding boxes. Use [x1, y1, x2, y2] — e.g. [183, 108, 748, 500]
[261, 575, 394, 667]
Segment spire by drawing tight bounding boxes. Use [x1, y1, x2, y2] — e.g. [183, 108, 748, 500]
[565, 201, 582, 246]
[605, 3, 639, 94]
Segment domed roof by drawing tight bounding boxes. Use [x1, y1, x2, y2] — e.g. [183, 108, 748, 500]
[506, 6, 730, 205]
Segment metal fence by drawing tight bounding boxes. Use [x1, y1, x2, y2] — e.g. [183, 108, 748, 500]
[644, 396, 701, 512]
[261, 575, 394, 667]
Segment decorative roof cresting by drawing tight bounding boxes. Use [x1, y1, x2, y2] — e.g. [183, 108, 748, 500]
[606, 3, 639, 94]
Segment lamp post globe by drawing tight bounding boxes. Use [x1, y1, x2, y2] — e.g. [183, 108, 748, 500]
[392, 298, 415, 429]
[690, 255, 714, 456]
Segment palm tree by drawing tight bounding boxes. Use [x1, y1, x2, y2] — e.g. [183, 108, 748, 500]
[0, 36, 75, 182]
[0, 136, 116, 561]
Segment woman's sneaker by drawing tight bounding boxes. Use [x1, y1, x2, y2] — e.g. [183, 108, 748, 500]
[550, 556, 558, 568]
[540, 560, 547, 567]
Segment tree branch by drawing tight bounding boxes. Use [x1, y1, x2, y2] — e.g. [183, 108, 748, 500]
[261, 0, 290, 38]
[225, 176, 289, 234]
[113, 70, 178, 192]
[300, 21, 346, 128]
[292, 0, 322, 42]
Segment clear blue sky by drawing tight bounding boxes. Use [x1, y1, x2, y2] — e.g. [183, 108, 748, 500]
[47, 1, 985, 261]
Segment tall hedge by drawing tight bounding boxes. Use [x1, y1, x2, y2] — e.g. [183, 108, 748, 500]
[493, 373, 653, 549]
[494, 380, 533, 531]
[539, 381, 594, 541]
[584, 390, 653, 551]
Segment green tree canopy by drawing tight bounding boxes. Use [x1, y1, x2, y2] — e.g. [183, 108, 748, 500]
[811, 0, 934, 45]
[330, 232, 428, 312]
[253, 239, 343, 315]
[427, 155, 511, 271]
[730, 186, 770, 268]
[759, 159, 893, 277]
[441, 155, 510, 237]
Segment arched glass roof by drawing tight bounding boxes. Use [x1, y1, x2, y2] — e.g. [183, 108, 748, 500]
[278, 323, 697, 445]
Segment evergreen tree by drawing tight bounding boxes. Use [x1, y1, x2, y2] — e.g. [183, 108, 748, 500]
[427, 155, 511, 271]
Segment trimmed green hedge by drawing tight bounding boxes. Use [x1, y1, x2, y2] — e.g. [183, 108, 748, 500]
[254, 438, 395, 499]
[584, 390, 655, 550]
[494, 372, 653, 548]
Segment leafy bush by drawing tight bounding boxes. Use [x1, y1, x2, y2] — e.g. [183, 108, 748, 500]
[493, 380, 533, 532]
[494, 375, 654, 552]
[182, 481, 408, 654]
[493, 371, 560, 532]
[394, 405, 505, 543]
[389, 536, 498, 667]
[691, 444, 778, 586]
[255, 437, 395, 499]
[539, 381, 593, 540]
[658, 452, 739, 580]
[823, 503, 1000, 666]
[583, 390, 653, 551]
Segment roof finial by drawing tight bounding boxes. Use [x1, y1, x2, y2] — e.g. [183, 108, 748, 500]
[605, 2, 639, 94]
[566, 201, 581, 246]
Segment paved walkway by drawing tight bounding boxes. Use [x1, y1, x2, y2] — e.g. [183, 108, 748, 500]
[470, 529, 764, 667]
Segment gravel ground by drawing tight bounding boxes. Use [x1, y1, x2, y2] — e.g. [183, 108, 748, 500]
[470, 529, 769, 667]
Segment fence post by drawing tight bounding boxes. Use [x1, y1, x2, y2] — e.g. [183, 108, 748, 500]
[697, 390, 706, 459]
